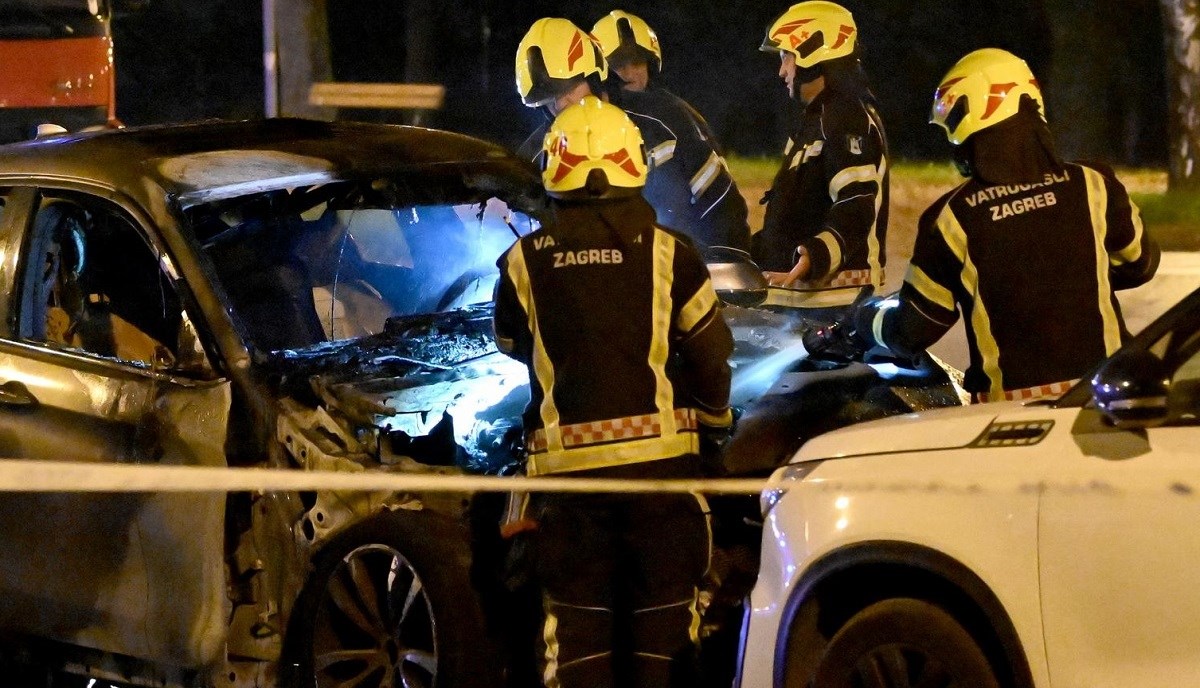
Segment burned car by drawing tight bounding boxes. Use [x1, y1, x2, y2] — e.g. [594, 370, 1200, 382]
[0, 119, 963, 688]
[0, 119, 542, 688]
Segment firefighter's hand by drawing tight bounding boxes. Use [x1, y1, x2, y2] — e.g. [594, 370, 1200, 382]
[802, 320, 868, 362]
[699, 423, 733, 476]
[763, 246, 810, 287]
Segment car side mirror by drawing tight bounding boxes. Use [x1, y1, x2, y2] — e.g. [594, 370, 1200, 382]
[1091, 349, 1170, 428]
[703, 246, 768, 308]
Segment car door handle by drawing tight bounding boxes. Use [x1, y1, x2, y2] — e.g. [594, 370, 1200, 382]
[0, 381, 38, 408]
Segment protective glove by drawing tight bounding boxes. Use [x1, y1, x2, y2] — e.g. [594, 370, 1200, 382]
[850, 295, 887, 350]
[699, 422, 734, 477]
[850, 295, 929, 367]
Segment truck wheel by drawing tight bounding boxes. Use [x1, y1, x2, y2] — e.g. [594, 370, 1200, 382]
[811, 598, 999, 688]
[283, 509, 500, 688]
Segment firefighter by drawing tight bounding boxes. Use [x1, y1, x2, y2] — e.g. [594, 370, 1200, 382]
[515, 17, 609, 161]
[589, 9, 662, 94]
[515, 16, 750, 250]
[754, 1, 889, 307]
[854, 48, 1160, 402]
[493, 96, 734, 688]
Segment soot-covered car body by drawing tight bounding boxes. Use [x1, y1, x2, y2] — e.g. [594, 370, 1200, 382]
[0, 118, 546, 688]
[0, 119, 962, 688]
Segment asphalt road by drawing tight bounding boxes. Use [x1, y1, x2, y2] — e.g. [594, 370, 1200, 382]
[925, 251, 1200, 373]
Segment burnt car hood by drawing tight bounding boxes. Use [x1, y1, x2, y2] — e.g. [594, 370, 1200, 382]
[262, 304, 816, 470]
[262, 303, 959, 474]
[264, 305, 529, 471]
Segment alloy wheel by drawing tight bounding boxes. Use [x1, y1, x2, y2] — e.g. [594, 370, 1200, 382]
[311, 544, 438, 688]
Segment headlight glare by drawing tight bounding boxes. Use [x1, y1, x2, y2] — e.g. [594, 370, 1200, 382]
[760, 460, 823, 516]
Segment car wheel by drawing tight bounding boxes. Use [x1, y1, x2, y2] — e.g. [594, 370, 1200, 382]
[810, 598, 999, 688]
[283, 509, 500, 688]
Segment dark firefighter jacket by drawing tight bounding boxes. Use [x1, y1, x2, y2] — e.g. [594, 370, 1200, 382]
[753, 88, 889, 293]
[517, 90, 751, 252]
[868, 161, 1160, 400]
[493, 195, 734, 477]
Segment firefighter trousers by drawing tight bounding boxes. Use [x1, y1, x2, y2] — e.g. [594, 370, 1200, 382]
[530, 466, 711, 688]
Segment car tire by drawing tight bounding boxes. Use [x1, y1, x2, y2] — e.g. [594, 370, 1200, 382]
[282, 509, 501, 688]
[810, 598, 999, 688]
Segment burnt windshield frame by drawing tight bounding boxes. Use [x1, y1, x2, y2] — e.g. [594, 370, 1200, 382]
[184, 178, 535, 353]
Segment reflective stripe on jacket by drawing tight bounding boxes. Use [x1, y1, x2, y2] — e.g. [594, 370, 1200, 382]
[493, 195, 734, 475]
[753, 89, 889, 289]
[874, 161, 1159, 397]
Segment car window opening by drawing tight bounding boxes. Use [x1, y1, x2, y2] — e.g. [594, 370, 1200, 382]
[18, 193, 188, 371]
[185, 180, 538, 353]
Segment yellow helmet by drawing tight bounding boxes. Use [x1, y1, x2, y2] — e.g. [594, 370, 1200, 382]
[591, 10, 662, 72]
[931, 48, 1045, 145]
[541, 96, 648, 197]
[760, 1, 857, 68]
[516, 18, 608, 108]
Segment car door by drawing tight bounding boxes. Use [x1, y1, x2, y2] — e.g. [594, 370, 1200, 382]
[0, 186, 232, 668]
[1039, 299, 1200, 687]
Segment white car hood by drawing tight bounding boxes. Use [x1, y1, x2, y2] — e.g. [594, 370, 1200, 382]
[794, 400, 1036, 461]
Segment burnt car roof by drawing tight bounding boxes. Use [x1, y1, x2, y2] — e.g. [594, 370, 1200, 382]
[0, 118, 544, 210]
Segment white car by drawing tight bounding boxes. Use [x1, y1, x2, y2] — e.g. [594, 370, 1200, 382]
[739, 287, 1200, 688]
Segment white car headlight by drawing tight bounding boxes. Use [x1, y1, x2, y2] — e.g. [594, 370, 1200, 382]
[760, 460, 823, 517]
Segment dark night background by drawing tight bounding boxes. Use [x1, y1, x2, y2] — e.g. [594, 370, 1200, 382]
[110, 0, 1169, 166]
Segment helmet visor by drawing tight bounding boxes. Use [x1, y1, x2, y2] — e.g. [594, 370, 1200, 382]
[939, 96, 970, 138]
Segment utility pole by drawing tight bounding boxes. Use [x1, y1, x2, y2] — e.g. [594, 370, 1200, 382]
[263, 0, 278, 117]
[271, 0, 333, 118]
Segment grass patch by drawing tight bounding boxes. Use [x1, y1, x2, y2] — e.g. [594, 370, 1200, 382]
[1135, 190, 1200, 251]
[728, 156, 1198, 251]
[889, 160, 961, 186]
[728, 156, 964, 254]
[1133, 190, 1200, 225]
[727, 156, 962, 189]
[726, 156, 777, 190]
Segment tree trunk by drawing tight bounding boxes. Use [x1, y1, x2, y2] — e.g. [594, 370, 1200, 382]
[1160, 0, 1200, 190]
[275, 0, 333, 118]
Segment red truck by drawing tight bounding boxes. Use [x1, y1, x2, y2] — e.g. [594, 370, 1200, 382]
[0, 0, 117, 142]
